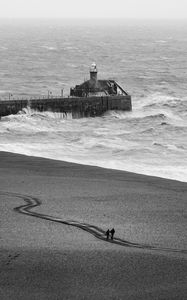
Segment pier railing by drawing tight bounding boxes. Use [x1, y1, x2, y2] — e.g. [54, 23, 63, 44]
[0, 95, 65, 101]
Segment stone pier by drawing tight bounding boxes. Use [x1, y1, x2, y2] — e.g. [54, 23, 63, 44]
[0, 95, 132, 119]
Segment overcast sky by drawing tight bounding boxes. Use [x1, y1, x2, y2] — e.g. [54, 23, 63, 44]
[0, 0, 187, 19]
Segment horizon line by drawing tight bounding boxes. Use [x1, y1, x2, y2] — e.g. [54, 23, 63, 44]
[0, 16, 187, 20]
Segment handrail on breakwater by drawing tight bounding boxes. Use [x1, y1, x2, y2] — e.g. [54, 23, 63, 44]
[0, 95, 64, 101]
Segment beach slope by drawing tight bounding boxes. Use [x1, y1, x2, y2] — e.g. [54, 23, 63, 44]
[0, 151, 186, 299]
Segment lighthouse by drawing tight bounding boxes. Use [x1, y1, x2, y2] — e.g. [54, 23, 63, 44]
[69, 62, 131, 109]
[89, 62, 98, 89]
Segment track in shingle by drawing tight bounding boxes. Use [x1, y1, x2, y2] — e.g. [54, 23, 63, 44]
[1, 191, 186, 254]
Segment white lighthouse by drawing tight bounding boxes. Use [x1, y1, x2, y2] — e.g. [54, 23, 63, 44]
[89, 62, 98, 89]
[90, 62, 98, 80]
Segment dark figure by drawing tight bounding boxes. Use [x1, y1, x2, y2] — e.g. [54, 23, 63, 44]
[110, 228, 115, 240]
[105, 229, 110, 240]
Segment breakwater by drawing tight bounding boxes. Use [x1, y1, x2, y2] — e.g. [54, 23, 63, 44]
[0, 95, 132, 118]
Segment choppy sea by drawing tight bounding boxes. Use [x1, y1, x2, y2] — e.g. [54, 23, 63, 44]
[0, 19, 187, 182]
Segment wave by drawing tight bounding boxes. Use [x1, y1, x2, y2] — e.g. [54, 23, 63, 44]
[109, 93, 187, 128]
[135, 93, 187, 110]
[155, 40, 168, 44]
[40, 45, 57, 51]
[21, 107, 73, 120]
[0, 46, 8, 51]
[0, 89, 7, 94]
[109, 110, 171, 124]
[160, 56, 172, 61]
[2, 96, 186, 125]
[2, 105, 186, 138]
[152, 142, 186, 152]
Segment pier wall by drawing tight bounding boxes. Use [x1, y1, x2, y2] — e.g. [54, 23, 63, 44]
[0, 95, 132, 118]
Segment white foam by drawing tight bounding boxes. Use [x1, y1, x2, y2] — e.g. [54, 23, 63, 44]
[40, 45, 57, 51]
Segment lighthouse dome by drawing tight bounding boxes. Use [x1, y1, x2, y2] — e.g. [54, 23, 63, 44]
[90, 62, 97, 73]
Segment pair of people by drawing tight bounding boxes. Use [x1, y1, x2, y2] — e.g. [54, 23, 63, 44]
[105, 228, 115, 240]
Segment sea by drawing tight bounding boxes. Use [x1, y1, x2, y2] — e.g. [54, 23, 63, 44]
[0, 18, 187, 182]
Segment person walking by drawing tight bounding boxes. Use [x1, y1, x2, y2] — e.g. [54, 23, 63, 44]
[105, 229, 110, 240]
[110, 228, 115, 240]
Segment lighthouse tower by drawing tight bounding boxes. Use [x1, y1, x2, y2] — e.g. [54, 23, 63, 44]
[89, 62, 98, 90]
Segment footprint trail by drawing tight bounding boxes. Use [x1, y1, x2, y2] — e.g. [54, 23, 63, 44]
[1, 191, 186, 254]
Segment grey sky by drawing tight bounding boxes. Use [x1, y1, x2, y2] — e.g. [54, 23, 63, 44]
[0, 0, 187, 19]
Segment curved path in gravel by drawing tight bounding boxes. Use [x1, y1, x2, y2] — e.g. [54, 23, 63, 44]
[1, 190, 186, 254]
